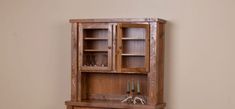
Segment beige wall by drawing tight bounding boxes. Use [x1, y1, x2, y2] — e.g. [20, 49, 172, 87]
[0, 0, 235, 109]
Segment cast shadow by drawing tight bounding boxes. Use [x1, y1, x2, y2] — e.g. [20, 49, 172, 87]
[164, 20, 175, 109]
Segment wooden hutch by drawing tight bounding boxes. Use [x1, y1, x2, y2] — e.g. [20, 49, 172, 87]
[65, 18, 166, 109]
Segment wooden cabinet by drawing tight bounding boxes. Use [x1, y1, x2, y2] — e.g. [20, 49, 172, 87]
[65, 18, 166, 109]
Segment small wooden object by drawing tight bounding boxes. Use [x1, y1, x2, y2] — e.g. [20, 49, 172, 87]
[65, 18, 166, 109]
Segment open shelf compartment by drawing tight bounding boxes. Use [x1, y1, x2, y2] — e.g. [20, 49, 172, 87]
[80, 72, 148, 103]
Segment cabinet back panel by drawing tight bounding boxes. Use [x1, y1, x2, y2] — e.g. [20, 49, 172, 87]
[122, 40, 145, 54]
[81, 73, 147, 101]
[122, 57, 145, 68]
[83, 29, 108, 38]
[122, 28, 146, 38]
[84, 40, 108, 50]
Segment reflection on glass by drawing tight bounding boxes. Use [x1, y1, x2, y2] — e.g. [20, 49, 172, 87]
[84, 54, 107, 67]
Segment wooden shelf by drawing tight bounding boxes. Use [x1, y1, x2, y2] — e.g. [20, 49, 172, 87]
[81, 66, 109, 71]
[81, 70, 148, 74]
[122, 38, 145, 40]
[122, 54, 145, 57]
[65, 100, 166, 109]
[84, 49, 108, 52]
[84, 37, 108, 40]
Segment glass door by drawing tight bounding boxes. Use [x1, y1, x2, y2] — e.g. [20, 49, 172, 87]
[117, 23, 150, 73]
[79, 23, 112, 71]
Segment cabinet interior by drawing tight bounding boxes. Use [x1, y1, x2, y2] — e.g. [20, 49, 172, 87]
[82, 28, 109, 68]
[82, 52, 108, 67]
[81, 72, 147, 101]
[119, 25, 148, 71]
[83, 29, 108, 38]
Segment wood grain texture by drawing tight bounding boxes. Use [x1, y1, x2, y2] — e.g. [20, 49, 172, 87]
[81, 73, 147, 101]
[112, 23, 117, 71]
[116, 23, 122, 72]
[66, 18, 166, 109]
[147, 22, 158, 105]
[156, 22, 165, 104]
[66, 101, 165, 109]
[70, 18, 166, 23]
[71, 23, 78, 101]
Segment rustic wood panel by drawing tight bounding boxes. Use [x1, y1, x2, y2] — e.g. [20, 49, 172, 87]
[112, 23, 117, 71]
[70, 18, 166, 23]
[71, 23, 78, 101]
[156, 22, 165, 104]
[66, 101, 165, 109]
[147, 22, 157, 105]
[116, 23, 122, 72]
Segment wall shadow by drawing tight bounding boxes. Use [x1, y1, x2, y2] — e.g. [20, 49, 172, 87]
[164, 20, 175, 109]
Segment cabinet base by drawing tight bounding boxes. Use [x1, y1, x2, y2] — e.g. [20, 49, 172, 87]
[65, 100, 166, 109]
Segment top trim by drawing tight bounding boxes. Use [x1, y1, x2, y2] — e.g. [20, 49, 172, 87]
[69, 18, 166, 23]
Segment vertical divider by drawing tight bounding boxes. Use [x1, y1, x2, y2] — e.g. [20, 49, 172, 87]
[112, 23, 117, 71]
[107, 24, 113, 70]
[116, 24, 122, 72]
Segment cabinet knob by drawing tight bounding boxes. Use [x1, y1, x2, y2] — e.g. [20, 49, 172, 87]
[108, 46, 112, 49]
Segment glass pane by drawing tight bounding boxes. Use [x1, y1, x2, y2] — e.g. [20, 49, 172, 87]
[122, 28, 146, 38]
[122, 40, 145, 54]
[82, 28, 109, 68]
[83, 52, 108, 67]
[83, 29, 108, 38]
[121, 26, 147, 69]
[84, 40, 108, 50]
[122, 57, 145, 68]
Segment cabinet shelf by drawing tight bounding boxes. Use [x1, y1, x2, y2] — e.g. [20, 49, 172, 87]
[122, 37, 145, 40]
[81, 70, 147, 74]
[122, 54, 145, 56]
[84, 49, 108, 52]
[84, 37, 108, 40]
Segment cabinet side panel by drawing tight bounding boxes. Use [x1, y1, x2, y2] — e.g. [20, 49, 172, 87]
[156, 22, 165, 104]
[71, 23, 78, 101]
[148, 22, 158, 105]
